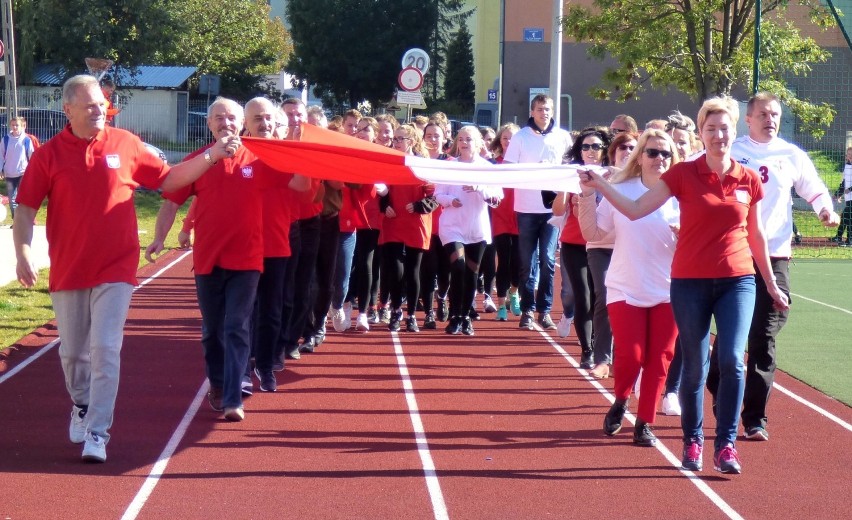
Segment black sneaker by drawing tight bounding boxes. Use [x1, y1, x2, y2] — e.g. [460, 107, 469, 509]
[633, 419, 657, 447]
[254, 367, 277, 393]
[604, 399, 628, 436]
[461, 316, 474, 336]
[538, 313, 557, 330]
[469, 307, 480, 321]
[379, 307, 391, 324]
[423, 311, 437, 329]
[299, 336, 317, 353]
[579, 350, 594, 369]
[437, 298, 449, 322]
[445, 316, 462, 335]
[405, 315, 419, 332]
[744, 426, 769, 441]
[519, 311, 534, 329]
[207, 386, 224, 412]
[388, 309, 402, 332]
[830, 236, 842, 243]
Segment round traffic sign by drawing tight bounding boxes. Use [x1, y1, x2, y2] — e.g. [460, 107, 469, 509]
[401, 48, 430, 75]
[398, 67, 424, 92]
[0, 40, 4, 60]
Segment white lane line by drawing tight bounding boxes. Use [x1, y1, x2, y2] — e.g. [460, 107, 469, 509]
[534, 325, 744, 520]
[0, 250, 193, 385]
[773, 383, 852, 432]
[121, 380, 208, 520]
[790, 292, 852, 315]
[390, 331, 450, 520]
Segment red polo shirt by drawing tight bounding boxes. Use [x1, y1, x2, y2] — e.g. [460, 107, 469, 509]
[661, 156, 763, 279]
[16, 125, 168, 292]
[164, 146, 271, 275]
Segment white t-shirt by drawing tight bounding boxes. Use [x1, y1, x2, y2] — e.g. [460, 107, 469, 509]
[435, 156, 503, 245]
[580, 177, 679, 307]
[503, 125, 573, 213]
[731, 136, 834, 257]
[842, 163, 852, 203]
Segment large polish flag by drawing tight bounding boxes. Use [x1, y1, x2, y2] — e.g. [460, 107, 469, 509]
[242, 123, 581, 193]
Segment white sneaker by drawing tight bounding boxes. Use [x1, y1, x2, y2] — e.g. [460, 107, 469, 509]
[342, 302, 353, 331]
[331, 308, 347, 332]
[662, 392, 682, 416]
[70, 404, 88, 444]
[356, 313, 370, 332]
[82, 431, 107, 463]
[557, 315, 573, 338]
[483, 295, 497, 313]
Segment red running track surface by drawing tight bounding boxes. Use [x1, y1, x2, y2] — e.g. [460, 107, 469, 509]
[0, 251, 850, 519]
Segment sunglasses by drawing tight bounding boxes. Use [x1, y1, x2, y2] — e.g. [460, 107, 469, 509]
[617, 144, 635, 152]
[581, 143, 604, 151]
[644, 148, 673, 160]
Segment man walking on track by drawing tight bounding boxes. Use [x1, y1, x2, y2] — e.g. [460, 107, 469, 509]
[502, 94, 573, 331]
[12, 74, 237, 463]
[708, 92, 839, 442]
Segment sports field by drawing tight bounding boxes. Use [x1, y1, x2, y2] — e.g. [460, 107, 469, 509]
[780, 259, 852, 405]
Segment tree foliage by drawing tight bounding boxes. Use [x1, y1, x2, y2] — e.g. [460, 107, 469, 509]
[11, 0, 290, 99]
[442, 20, 475, 111]
[562, 0, 836, 136]
[285, 0, 464, 106]
[13, 0, 176, 80]
[156, 0, 291, 99]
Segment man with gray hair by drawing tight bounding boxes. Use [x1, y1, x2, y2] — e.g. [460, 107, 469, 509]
[14, 75, 237, 462]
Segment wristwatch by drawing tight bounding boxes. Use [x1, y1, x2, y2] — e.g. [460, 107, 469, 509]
[203, 149, 217, 166]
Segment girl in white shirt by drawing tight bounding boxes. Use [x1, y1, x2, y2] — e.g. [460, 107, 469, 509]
[435, 126, 503, 336]
[577, 129, 681, 447]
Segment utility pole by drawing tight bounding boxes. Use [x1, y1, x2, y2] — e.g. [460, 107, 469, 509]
[548, 0, 563, 126]
[2, 0, 19, 117]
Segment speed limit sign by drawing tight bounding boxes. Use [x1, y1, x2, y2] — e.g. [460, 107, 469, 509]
[401, 48, 430, 76]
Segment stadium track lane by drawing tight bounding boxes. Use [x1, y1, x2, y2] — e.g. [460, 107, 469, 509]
[0, 250, 849, 519]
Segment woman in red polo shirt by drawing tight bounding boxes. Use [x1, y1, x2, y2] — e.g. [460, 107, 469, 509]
[580, 97, 788, 475]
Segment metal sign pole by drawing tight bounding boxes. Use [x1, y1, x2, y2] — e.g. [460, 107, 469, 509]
[2, 0, 19, 117]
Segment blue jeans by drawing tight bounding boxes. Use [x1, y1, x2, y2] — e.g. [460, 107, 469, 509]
[671, 276, 755, 450]
[195, 268, 260, 409]
[332, 231, 356, 310]
[5, 175, 22, 219]
[516, 212, 558, 314]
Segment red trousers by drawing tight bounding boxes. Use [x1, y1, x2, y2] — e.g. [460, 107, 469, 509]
[607, 301, 677, 423]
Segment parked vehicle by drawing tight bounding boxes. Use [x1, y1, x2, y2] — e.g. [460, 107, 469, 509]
[0, 108, 68, 143]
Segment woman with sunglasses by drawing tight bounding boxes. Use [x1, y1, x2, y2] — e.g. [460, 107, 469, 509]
[380, 124, 438, 332]
[578, 129, 681, 447]
[435, 126, 503, 335]
[580, 97, 788, 474]
[553, 127, 615, 375]
[608, 131, 640, 169]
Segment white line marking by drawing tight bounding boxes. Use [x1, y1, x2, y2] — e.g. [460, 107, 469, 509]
[121, 380, 208, 520]
[790, 292, 852, 315]
[534, 325, 744, 520]
[773, 383, 852, 432]
[0, 251, 193, 385]
[390, 331, 449, 520]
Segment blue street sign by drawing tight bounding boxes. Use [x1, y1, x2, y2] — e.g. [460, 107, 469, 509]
[523, 28, 544, 42]
[487, 89, 498, 101]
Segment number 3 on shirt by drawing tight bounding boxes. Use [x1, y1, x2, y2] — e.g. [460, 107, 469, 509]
[759, 165, 770, 184]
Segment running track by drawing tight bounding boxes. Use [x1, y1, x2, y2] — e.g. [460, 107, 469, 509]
[0, 251, 849, 519]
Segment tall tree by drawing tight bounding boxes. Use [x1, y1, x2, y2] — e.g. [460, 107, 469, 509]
[286, 0, 443, 106]
[157, 0, 291, 99]
[13, 0, 177, 81]
[442, 20, 475, 111]
[562, 0, 836, 136]
[425, 0, 466, 100]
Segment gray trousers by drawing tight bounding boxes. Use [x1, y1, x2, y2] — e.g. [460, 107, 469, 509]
[52, 282, 134, 444]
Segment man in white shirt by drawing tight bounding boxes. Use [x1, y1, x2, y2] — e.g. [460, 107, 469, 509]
[503, 94, 572, 329]
[707, 92, 839, 441]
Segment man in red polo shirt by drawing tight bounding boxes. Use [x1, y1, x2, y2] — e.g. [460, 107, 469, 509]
[13, 75, 238, 463]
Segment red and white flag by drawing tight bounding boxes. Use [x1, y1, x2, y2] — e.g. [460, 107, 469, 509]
[242, 123, 581, 193]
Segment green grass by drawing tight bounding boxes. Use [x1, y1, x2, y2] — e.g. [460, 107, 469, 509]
[0, 190, 189, 351]
[778, 259, 852, 405]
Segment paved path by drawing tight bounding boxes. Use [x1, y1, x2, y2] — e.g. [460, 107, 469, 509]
[0, 225, 50, 288]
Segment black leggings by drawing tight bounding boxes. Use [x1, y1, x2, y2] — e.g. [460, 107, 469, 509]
[349, 228, 380, 312]
[420, 234, 451, 313]
[480, 243, 497, 295]
[382, 242, 424, 315]
[493, 233, 520, 298]
[561, 243, 594, 353]
[444, 241, 486, 317]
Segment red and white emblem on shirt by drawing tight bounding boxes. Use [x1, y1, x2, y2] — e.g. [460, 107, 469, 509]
[106, 155, 121, 169]
[241, 166, 254, 178]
